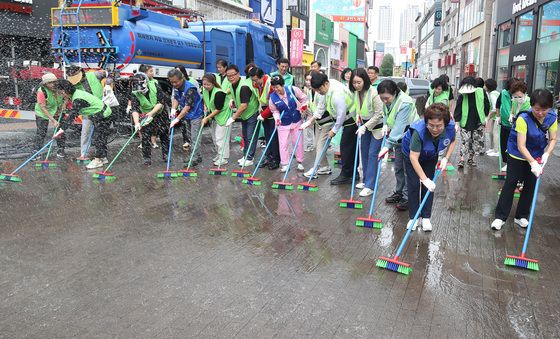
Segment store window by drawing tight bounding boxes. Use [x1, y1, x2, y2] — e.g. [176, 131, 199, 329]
[512, 64, 529, 84]
[496, 22, 512, 90]
[534, 0, 560, 93]
[516, 11, 534, 44]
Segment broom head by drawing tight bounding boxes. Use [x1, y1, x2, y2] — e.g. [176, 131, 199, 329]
[0, 173, 22, 182]
[75, 157, 91, 165]
[208, 168, 228, 176]
[356, 216, 383, 228]
[376, 256, 412, 275]
[35, 160, 57, 169]
[178, 169, 198, 177]
[386, 155, 395, 163]
[492, 171, 507, 180]
[339, 199, 363, 209]
[156, 171, 178, 179]
[242, 177, 261, 186]
[504, 254, 539, 271]
[272, 181, 293, 190]
[297, 182, 318, 191]
[231, 169, 250, 178]
[92, 171, 116, 181]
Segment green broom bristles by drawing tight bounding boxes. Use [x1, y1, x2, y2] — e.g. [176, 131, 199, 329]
[0, 174, 22, 182]
[272, 183, 293, 190]
[504, 257, 540, 271]
[297, 184, 318, 191]
[242, 179, 261, 185]
[339, 202, 363, 209]
[376, 259, 412, 275]
[355, 219, 383, 229]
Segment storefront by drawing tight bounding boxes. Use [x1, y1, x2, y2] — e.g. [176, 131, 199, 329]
[493, 0, 560, 95]
[314, 13, 333, 75]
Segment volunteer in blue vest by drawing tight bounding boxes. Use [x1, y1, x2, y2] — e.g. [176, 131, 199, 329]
[300, 72, 357, 185]
[250, 67, 280, 170]
[425, 76, 451, 108]
[67, 66, 107, 161]
[168, 68, 204, 167]
[367, 66, 381, 88]
[201, 73, 231, 166]
[34, 73, 66, 158]
[270, 58, 294, 87]
[268, 74, 308, 172]
[491, 89, 557, 230]
[224, 64, 260, 166]
[129, 72, 170, 166]
[453, 76, 490, 168]
[53, 79, 112, 169]
[402, 103, 456, 231]
[495, 78, 519, 171]
[174, 65, 201, 151]
[484, 78, 501, 157]
[352, 68, 385, 197]
[378, 79, 420, 211]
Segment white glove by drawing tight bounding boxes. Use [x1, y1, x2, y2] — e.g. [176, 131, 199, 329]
[541, 153, 549, 166]
[52, 129, 64, 139]
[421, 178, 436, 192]
[530, 162, 542, 178]
[135, 123, 141, 131]
[225, 117, 235, 127]
[381, 124, 388, 136]
[378, 146, 389, 160]
[300, 120, 312, 130]
[142, 115, 153, 126]
[438, 157, 448, 171]
[508, 114, 514, 124]
[169, 108, 177, 119]
[356, 125, 367, 136]
[257, 114, 265, 122]
[170, 118, 180, 128]
[126, 105, 131, 115]
[455, 123, 460, 132]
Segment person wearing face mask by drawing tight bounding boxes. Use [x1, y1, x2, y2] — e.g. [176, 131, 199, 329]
[302, 72, 316, 153]
[270, 58, 294, 86]
[340, 68, 353, 87]
[453, 76, 490, 168]
[201, 73, 231, 166]
[402, 103, 456, 231]
[484, 78, 501, 157]
[491, 89, 557, 231]
[377, 80, 420, 211]
[425, 76, 450, 108]
[352, 68, 384, 197]
[510, 81, 531, 120]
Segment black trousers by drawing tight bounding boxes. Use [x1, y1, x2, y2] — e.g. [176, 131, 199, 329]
[90, 112, 114, 159]
[340, 118, 359, 178]
[262, 118, 280, 164]
[500, 125, 511, 164]
[404, 157, 437, 219]
[142, 114, 170, 160]
[35, 117, 65, 151]
[495, 156, 537, 221]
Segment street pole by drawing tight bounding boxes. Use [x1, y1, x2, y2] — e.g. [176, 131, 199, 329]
[286, 24, 292, 62]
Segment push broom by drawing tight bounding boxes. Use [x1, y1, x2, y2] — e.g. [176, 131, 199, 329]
[76, 124, 94, 165]
[492, 127, 506, 180]
[35, 113, 64, 169]
[297, 136, 331, 192]
[0, 138, 56, 183]
[232, 119, 262, 178]
[504, 167, 544, 271]
[93, 117, 149, 181]
[271, 129, 303, 190]
[356, 138, 387, 228]
[209, 121, 232, 176]
[377, 169, 442, 275]
[156, 127, 178, 179]
[340, 122, 363, 209]
[178, 117, 206, 178]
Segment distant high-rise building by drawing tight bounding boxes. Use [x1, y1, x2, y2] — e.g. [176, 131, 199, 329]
[378, 5, 392, 41]
[400, 5, 419, 45]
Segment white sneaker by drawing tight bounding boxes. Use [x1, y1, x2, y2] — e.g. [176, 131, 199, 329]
[491, 219, 505, 230]
[138, 144, 143, 149]
[501, 165, 507, 172]
[86, 158, 104, 169]
[213, 159, 228, 166]
[356, 182, 365, 189]
[238, 157, 246, 164]
[239, 159, 253, 167]
[280, 165, 289, 172]
[514, 218, 529, 228]
[183, 142, 190, 150]
[102, 157, 109, 164]
[488, 151, 499, 157]
[152, 143, 159, 149]
[359, 188, 373, 197]
[485, 149, 495, 155]
[316, 166, 332, 175]
[422, 218, 433, 232]
[406, 219, 419, 230]
[303, 169, 318, 178]
[297, 163, 305, 171]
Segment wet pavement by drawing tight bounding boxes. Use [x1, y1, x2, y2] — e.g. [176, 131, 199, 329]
[1, 126, 560, 338]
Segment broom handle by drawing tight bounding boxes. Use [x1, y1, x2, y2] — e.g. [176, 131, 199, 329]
[103, 129, 140, 172]
[44, 113, 65, 161]
[250, 111, 285, 177]
[11, 139, 55, 175]
[240, 118, 262, 169]
[306, 135, 331, 184]
[281, 129, 303, 182]
[521, 175, 541, 255]
[395, 170, 441, 257]
[166, 127, 174, 172]
[366, 137, 387, 217]
[349, 121, 362, 201]
[186, 115, 207, 169]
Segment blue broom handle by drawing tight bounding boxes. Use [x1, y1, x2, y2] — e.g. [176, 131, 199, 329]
[395, 169, 441, 257]
[250, 111, 285, 177]
[521, 175, 541, 255]
[349, 121, 362, 201]
[11, 139, 55, 174]
[281, 129, 303, 182]
[166, 127, 174, 172]
[186, 115, 207, 169]
[366, 137, 387, 216]
[306, 135, 331, 184]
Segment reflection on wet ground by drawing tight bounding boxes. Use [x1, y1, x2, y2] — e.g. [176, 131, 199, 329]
[1, 133, 560, 337]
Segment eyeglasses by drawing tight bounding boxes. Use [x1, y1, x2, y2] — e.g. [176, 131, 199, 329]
[427, 123, 445, 130]
[272, 75, 282, 81]
[226, 73, 238, 78]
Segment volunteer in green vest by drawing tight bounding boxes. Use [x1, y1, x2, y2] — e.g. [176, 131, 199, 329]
[67, 66, 107, 161]
[138, 64, 161, 150]
[33, 73, 66, 158]
[250, 66, 280, 169]
[495, 78, 519, 171]
[453, 76, 490, 168]
[53, 79, 112, 169]
[302, 72, 316, 153]
[201, 73, 231, 166]
[352, 68, 385, 197]
[129, 72, 170, 166]
[484, 78, 501, 157]
[378, 79, 420, 211]
[270, 58, 294, 87]
[426, 76, 451, 107]
[215, 59, 230, 91]
[300, 72, 357, 185]
[367, 66, 381, 88]
[224, 64, 260, 166]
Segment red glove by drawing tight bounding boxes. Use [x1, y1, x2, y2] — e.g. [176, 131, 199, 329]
[300, 105, 308, 112]
[275, 119, 281, 126]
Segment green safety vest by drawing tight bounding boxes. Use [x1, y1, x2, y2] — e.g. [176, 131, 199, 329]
[460, 88, 485, 128]
[35, 86, 63, 120]
[188, 77, 198, 88]
[233, 78, 259, 120]
[203, 87, 232, 126]
[385, 92, 417, 128]
[270, 71, 294, 86]
[512, 96, 531, 116]
[499, 89, 513, 127]
[427, 88, 450, 106]
[353, 87, 377, 121]
[325, 79, 354, 120]
[305, 87, 317, 112]
[71, 89, 111, 117]
[256, 76, 271, 106]
[132, 80, 162, 115]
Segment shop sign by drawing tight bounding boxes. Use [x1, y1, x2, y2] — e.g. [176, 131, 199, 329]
[315, 13, 334, 46]
[512, 0, 537, 15]
[513, 54, 527, 62]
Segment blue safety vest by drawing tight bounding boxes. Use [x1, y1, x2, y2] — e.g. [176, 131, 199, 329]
[507, 110, 557, 160]
[402, 119, 456, 161]
[174, 80, 203, 120]
[269, 86, 301, 126]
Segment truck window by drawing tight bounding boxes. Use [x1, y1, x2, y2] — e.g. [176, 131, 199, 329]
[264, 36, 274, 57]
[246, 34, 255, 66]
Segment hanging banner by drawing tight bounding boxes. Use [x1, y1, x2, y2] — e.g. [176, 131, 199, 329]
[290, 28, 304, 66]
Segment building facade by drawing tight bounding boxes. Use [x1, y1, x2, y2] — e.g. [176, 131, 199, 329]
[415, 0, 442, 80]
[378, 5, 392, 41]
[400, 5, 420, 44]
[438, 0, 461, 89]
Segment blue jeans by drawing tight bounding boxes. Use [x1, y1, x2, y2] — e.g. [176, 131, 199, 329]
[360, 132, 383, 190]
[242, 113, 258, 160]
